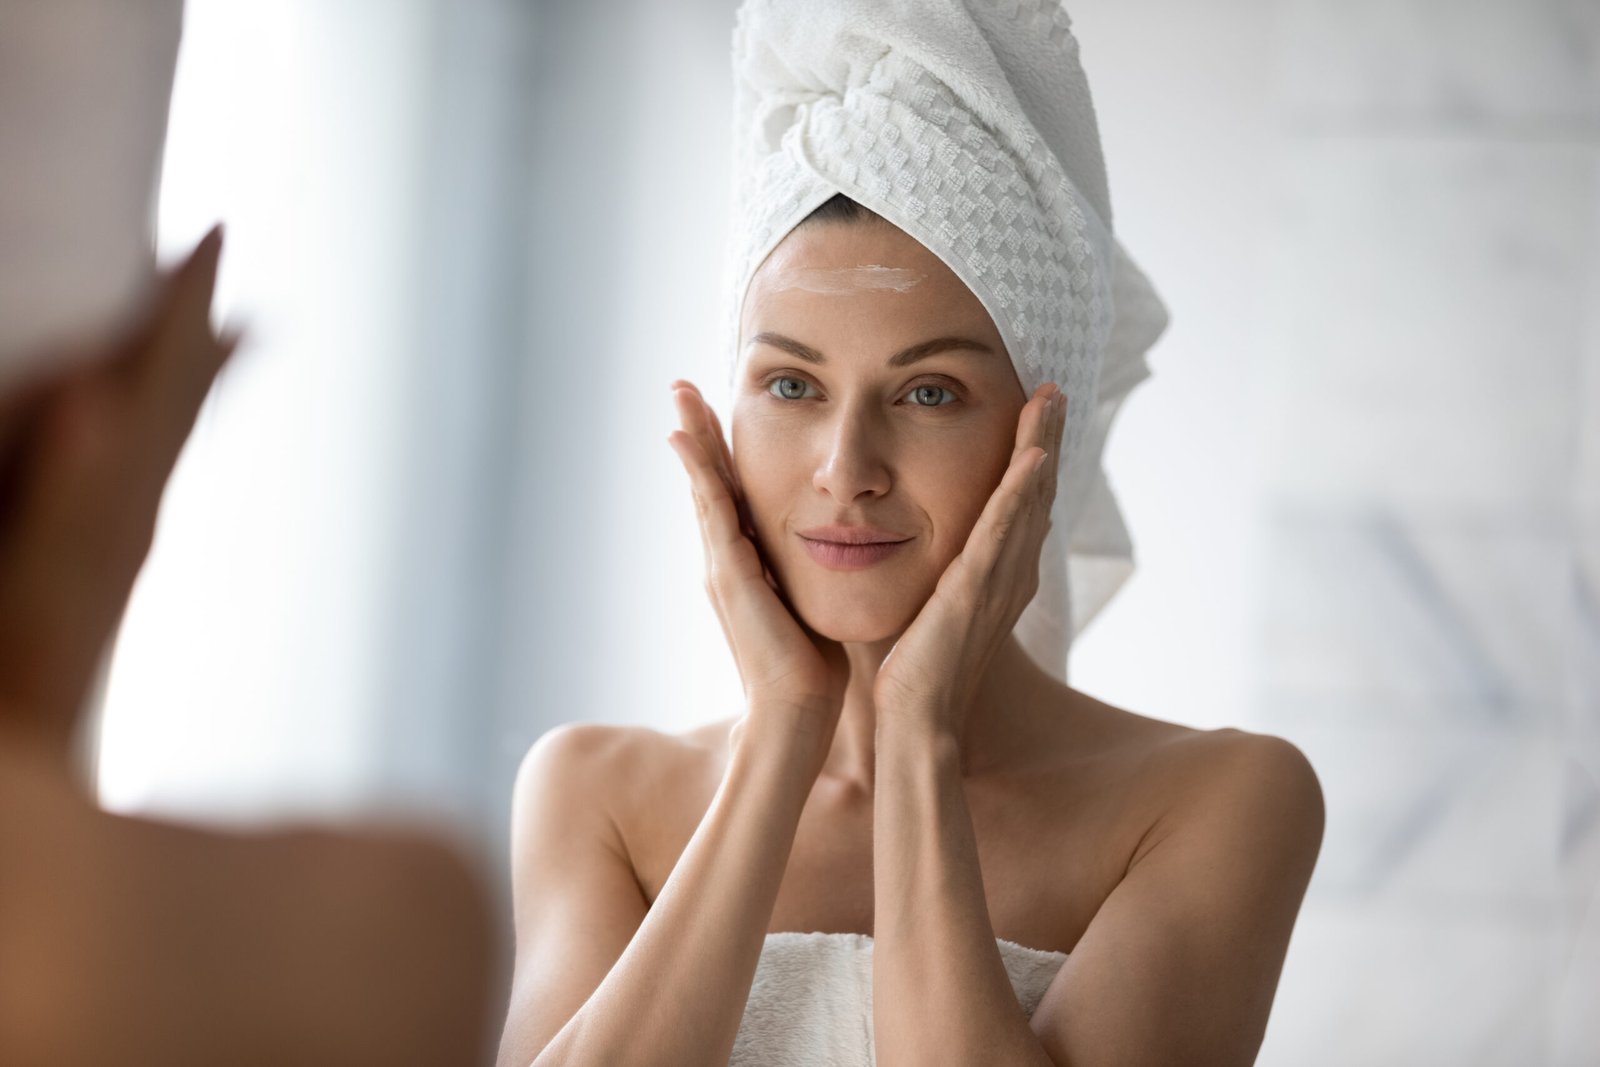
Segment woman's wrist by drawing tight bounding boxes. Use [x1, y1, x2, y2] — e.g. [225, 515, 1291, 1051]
[875, 695, 961, 744]
[732, 698, 836, 779]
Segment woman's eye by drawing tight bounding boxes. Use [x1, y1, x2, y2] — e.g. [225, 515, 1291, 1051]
[907, 383, 957, 407]
[767, 376, 814, 401]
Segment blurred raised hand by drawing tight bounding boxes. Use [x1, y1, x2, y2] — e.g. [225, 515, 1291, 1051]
[0, 224, 239, 753]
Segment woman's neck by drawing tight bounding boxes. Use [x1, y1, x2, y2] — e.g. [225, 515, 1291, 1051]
[820, 634, 1062, 792]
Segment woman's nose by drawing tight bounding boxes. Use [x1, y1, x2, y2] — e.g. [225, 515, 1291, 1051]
[811, 412, 891, 504]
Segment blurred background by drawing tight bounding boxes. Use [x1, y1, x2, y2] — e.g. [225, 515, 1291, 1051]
[77, 0, 1598, 1062]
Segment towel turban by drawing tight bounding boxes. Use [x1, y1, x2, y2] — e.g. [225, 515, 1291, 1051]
[723, 0, 1170, 685]
[0, 0, 183, 394]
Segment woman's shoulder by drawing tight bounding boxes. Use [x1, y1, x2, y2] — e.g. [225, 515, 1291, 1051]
[0, 748, 495, 1065]
[513, 719, 735, 904]
[1069, 696, 1324, 853]
[1126, 714, 1320, 804]
[512, 718, 734, 829]
[1056, 688, 1313, 776]
[515, 718, 732, 787]
[1042, 691, 1321, 838]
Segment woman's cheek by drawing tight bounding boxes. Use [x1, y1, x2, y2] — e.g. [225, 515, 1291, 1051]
[918, 442, 1003, 554]
[731, 429, 792, 544]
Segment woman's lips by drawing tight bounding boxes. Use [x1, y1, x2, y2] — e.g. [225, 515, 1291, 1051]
[799, 536, 910, 570]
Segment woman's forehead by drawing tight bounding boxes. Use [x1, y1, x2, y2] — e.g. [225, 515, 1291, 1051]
[752, 219, 942, 280]
[742, 222, 996, 334]
[762, 264, 927, 295]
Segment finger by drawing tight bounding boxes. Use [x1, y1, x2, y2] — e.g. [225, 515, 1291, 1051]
[669, 383, 794, 635]
[141, 225, 230, 428]
[1041, 388, 1066, 512]
[698, 397, 753, 530]
[673, 382, 759, 543]
[666, 428, 762, 585]
[702, 395, 744, 493]
[671, 384, 728, 486]
[1011, 383, 1054, 464]
[673, 381, 742, 497]
[958, 384, 1053, 577]
[153, 224, 224, 356]
[670, 385, 773, 594]
[1000, 385, 1052, 523]
[668, 428, 786, 674]
[957, 442, 1048, 595]
[145, 317, 239, 474]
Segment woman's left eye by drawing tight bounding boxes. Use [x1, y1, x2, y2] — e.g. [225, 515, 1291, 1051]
[905, 383, 957, 407]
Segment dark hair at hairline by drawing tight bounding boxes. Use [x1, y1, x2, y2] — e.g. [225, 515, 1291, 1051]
[798, 192, 886, 228]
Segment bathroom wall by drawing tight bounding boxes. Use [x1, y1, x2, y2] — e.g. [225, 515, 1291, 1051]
[1067, 0, 1599, 1060]
[96, 1, 1596, 1060]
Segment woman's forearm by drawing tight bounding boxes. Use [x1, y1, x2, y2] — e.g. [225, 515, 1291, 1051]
[533, 709, 822, 1067]
[871, 718, 1056, 1067]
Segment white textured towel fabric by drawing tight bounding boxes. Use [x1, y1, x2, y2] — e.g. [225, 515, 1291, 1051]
[731, 932, 1067, 1065]
[724, 0, 1170, 684]
[0, 0, 184, 392]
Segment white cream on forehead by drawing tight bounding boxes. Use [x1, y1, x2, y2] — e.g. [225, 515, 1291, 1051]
[764, 264, 927, 294]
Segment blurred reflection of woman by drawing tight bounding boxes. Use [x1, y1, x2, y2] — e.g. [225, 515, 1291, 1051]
[498, 3, 1324, 1065]
[0, 6, 494, 1062]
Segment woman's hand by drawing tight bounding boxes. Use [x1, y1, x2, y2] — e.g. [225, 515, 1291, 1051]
[0, 225, 240, 743]
[871, 381, 1066, 739]
[667, 380, 848, 749]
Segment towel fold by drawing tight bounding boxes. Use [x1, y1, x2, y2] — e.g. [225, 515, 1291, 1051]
[731, 932, 1068, 1066]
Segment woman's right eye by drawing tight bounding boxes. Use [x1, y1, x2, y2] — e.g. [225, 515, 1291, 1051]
[766, 376, 815, 401]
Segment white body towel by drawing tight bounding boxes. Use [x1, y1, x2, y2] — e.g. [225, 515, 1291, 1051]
[731, 932, 1067, 1066]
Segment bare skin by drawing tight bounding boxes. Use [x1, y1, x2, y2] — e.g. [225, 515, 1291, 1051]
[618, 686, 1217, 953]
[0, 229, 497, 1065]
[0, 743, 494, 1067]
[499, 217, 1324, 1067]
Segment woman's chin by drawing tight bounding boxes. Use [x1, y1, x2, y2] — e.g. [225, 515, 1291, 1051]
[792, 601, 915, 646]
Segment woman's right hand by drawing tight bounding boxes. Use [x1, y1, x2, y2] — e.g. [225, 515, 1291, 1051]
[0, 226, 238, 745]
[667, 380, 848, 753]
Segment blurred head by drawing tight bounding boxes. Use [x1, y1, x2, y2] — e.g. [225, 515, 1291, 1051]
[731, 194, 1027, 644]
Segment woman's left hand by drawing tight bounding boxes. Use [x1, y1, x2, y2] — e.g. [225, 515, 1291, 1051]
[871, 381, 1066, 738]
[0, 225, 238, 737]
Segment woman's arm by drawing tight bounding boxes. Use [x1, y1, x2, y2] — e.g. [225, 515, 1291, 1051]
[872, 723, 1324, 1067]
[495, 379, 851, 1065]
[1027, 732, 1324, 1066]
[866, 385, 1063, 1064]
[496, 712, 825, 1067]
[871, 719, 1057, 1067]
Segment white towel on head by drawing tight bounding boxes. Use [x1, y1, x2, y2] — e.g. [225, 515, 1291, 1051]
[0, 0, 184, 393]
[723, 0, 1170, 683]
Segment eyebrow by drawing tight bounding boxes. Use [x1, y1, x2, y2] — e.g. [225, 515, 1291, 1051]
[746, 331, 996, 368]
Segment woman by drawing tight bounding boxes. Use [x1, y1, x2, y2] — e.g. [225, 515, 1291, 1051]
[0, 7, 496, 1056]
[498, 3, 1323, 1065]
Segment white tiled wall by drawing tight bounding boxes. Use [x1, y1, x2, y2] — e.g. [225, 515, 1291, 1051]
[1073, 0, 1597, 1061]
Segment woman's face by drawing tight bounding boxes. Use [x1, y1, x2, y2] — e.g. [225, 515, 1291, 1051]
[731, 218, 1026, 643]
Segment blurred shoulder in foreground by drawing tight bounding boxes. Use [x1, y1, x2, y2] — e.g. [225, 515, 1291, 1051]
[0, 733, 497, 1067]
